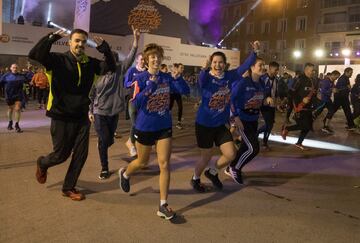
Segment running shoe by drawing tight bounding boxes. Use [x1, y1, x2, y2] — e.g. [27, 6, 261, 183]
[190, 178, 206, 193]
[281, 125, 288, 140]
[346, 126, 356, 131]
[98, 170, 110, 180]
[118, 168, 130, 192]
[224, 166, 244, 185]
[157, 203, 176, 220]
[176, 122, 183, 130]
[321, 126, 334, 134]
[262, 144, 271, 151]
[294, 143, 309, 151]
[204, 169, 223, 190]
[7, 121, 13, 130]
[15, 122, 23, 133]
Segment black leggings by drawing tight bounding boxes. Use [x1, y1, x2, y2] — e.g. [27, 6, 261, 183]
[286, 110, 312, 145]
[325, 96, 354, 127]
[231, 120, 259, 171]
[37, 88, 48, 105]
[258, 107, 275, 145]
[170, 93, 183, 122]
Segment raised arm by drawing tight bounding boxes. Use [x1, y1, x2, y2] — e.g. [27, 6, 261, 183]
[93, 36, 116, 74]
[117, 26, 140, 74]
[28, 30, 67, 70]
[229, 41, 260, 80]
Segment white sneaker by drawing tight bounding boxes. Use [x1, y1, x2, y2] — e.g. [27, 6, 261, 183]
[125, 139, 136, 156]
[129, 146, 137, 157]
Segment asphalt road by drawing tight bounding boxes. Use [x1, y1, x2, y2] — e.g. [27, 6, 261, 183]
[1, 100, 359, 243]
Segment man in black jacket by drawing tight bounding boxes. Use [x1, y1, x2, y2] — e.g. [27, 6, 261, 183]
[323, 67, 355, 131]
[29, 29, 115, 201]
[281, 63, 316, 150]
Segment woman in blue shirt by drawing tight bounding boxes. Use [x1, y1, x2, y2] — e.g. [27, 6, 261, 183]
[226, 57, 266, 184]
[118, 43, 176, 220]
[191, 41, 259, 192]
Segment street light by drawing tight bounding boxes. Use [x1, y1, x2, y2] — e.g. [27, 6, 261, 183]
[314, 49, 325, 58]
[341, 48, 351, 57]
[341, 48, 351, 65]
[293, 50, 302, 59]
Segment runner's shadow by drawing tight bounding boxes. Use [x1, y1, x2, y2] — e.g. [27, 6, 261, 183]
[176, 184, 244, 215]
[46, 167, 161, 195]
[244, 172, 308, 187]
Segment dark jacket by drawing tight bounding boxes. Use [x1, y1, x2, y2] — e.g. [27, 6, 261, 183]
[28, 33, 115, 121]
[335, 74, 351, 98]
[292, 74, 315, 110]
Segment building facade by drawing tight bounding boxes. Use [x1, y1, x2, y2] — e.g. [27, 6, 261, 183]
[221, 0, 360, 72]
[317, 0, 360, 65]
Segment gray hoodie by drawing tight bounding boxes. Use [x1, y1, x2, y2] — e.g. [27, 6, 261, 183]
[89, 46, 137, 116]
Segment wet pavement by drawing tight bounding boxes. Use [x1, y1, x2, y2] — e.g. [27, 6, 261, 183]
[0, 99, 359, 243]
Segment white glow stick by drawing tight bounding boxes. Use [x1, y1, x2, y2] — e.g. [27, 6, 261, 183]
[48, 21, 97, 47]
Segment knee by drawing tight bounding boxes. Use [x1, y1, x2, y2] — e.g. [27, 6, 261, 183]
[158, 160, 170, 171]
[54, 151, 71, 163]
[225, 148, 237, 162]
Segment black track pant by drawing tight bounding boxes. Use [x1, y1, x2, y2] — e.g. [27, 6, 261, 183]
[37, 88, 48, 105]
[258, 107, 275, 146]
[231, 120, 260, 171]
[94, 114, 119, 171]
[325, 96, 354, 127]
[170, 93, 183, 122]
[286, 110, 312, 145]
[38, 119, 90, 191]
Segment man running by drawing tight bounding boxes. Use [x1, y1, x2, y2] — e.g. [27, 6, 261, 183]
[29, 28, 115, 201]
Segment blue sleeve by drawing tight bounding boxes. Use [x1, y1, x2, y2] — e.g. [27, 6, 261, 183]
[321, 80, 331, 96]
[0, 74, 5, 85]
[228, 51, 257, 81]
[169, 77, 177, 94]
[133, 79, 157, 109]
[179, 77, 190, 95]
[198, 70, 210, 89]
[230, 78, 245, 116]
[124, 68, 135, 88]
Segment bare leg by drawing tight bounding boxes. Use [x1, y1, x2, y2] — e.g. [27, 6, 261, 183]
[156, 138, 172, 201]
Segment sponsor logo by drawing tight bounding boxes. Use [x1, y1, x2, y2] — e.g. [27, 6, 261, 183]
[128, 0, 161, 33]
[0, 34, 10, 43]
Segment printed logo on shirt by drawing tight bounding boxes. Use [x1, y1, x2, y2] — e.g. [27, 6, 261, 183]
[147, 83, 170, 115]
[208, 86, 231, 112]
[244, 92, 264, 109]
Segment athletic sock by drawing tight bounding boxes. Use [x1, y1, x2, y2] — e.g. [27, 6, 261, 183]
[14, 110, 21, 123]
[7, 110, 13, 121]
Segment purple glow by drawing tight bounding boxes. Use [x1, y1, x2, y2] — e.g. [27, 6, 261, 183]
[190, 0, 222, 44]
[335, 53, 339, 56]
[23, 0, 41, 18]
[356, 51, 360, 56]
[191, 0, 221, 25]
